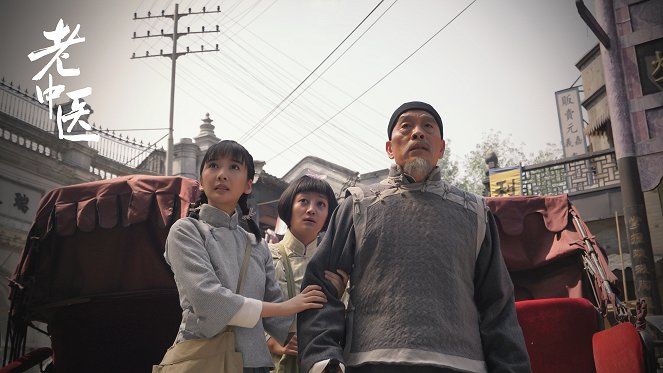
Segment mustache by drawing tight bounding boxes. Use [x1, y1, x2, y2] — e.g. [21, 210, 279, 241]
[406, 141, 430, 152]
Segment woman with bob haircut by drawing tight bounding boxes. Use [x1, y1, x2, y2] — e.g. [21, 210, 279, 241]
[267, 175, 348, 373]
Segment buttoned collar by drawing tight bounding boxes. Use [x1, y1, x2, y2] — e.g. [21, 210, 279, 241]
[387, 164, 441, 185]
[281, 230, 317, 257]
[198, 204, 239, 229]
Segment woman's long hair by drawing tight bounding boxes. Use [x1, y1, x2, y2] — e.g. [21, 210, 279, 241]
[189, 140, 262, 242]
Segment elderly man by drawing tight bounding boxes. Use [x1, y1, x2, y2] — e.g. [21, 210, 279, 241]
[298, 101, 531, 373]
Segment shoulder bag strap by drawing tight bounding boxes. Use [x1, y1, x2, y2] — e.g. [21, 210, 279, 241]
[278, 245, 298, 336]
[225, 237, 252, 335]
[236, 237, 252, 294]
[277, 245, 297, 299]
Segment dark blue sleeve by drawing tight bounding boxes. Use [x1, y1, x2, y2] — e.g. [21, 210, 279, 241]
[474, 211, 532, 373]
[298, 197, 356, 373]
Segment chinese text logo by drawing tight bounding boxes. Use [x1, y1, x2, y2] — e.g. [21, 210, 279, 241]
[28, 19, 99, 142]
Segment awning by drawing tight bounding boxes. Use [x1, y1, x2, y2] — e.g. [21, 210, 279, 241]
[584, 112, 610, 135]
[584, 94, 610, 135]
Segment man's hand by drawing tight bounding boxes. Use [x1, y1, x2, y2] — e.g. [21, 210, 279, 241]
[267, 335, 297, 356]
[282, 334, 298, 356]
[324, 269, 349, 297]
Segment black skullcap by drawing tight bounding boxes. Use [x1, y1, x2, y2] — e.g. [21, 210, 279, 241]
[387, 101, 443, 140]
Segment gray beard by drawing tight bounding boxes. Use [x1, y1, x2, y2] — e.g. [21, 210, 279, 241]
[403, 157, 433, 182]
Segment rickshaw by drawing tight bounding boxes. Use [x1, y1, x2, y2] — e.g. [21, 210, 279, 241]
[487, 194, 655, 373]
[2, 175, 198, 372]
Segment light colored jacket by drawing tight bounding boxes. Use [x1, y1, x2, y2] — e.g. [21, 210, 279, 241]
[165, 204, 291, 368]
[270, 230, 318, 304]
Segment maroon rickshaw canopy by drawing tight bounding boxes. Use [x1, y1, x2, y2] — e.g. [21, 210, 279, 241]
[487, 194, 617, 308]
[7, 175, 199, 372]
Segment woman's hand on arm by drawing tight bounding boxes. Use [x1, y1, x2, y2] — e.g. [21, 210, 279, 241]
[261, 285, 326, 317]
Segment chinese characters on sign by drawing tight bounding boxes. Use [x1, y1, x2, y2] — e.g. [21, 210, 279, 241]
[28, 19, 99, 142]
[555, 87, 586, 157]
[489, 167, 522, 197]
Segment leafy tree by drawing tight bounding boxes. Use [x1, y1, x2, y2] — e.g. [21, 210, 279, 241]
[528, 142, 563, 165]
[437, 139, 461, 186]
[459, 130, 562, 194]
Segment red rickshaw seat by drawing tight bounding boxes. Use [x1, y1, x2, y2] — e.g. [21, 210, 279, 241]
[516, 298, 649, 373]
[516, 298, 599, 373]
[593, 322, 647, 373]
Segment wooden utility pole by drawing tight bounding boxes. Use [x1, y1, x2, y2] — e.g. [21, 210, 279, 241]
[131, 4, 221, 175]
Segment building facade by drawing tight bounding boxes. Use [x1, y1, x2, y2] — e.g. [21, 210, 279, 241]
[574, 0, 663, 302]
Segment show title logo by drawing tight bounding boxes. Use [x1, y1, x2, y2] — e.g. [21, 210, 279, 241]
[28, 19, 99, 142]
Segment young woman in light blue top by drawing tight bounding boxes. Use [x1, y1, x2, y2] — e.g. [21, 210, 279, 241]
[164, 140, 326, 373]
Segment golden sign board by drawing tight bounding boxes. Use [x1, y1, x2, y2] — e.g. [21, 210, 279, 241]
[489, 167, 521, 197]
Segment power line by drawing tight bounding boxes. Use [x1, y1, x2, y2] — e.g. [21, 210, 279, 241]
[216, 23, 390, 138]
[243, 0, 399, 141]
[238, 0, 385, 142]
[191, 32, 385, 159]
[211, 4, 390, 120]
[178, 47, 384, 169]
[153, 3, 386, 166]
[266, 0, 479, 162]
[178, 15, 387, 164]
[185, 51, 383, 168]
[241, 0, 280, 30]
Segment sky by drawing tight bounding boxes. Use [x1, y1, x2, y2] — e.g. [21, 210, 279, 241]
[0, 0, 599, 178]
